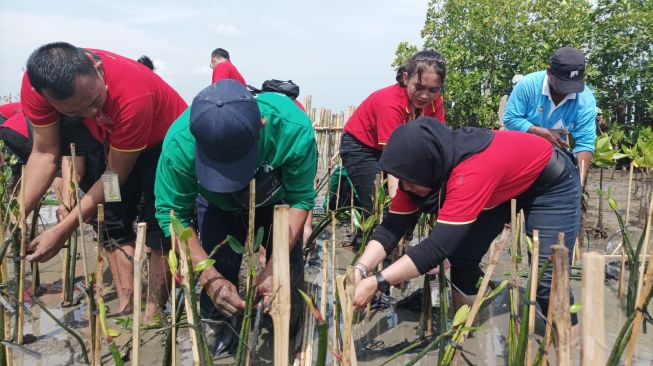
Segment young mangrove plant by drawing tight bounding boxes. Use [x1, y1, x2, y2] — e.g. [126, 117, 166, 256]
[297, 289, 327, 366]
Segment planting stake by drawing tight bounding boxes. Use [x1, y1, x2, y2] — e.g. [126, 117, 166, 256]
[320, 226, 328, 318]
[94, 205, 105, 366]
[551, 240, 571, 366]
[16, 166, 26, 345]
[131, 223, 147, 366]
[526, 230, 540, 365]
[335, 267, 357, 366]
[169, 224, 177, 366]
[451, 227, 510, 366]
[70, 144, 90, 286]
[623, 243, 653, 365]
[581, 252, 605, 366]
[177, 229, 201, 365]
[271, 205, 291, 366]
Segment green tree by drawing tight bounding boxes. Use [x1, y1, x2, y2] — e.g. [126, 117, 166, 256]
[588, 0, 653, 126]
[394, 0, 593, 128]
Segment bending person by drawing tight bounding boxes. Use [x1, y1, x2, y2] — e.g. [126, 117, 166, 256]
[353, 117, 581, 328]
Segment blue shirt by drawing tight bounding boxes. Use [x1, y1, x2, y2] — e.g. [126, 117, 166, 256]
[504, 70, 597, 153]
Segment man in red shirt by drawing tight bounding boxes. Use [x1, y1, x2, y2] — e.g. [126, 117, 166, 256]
[210, 48, 247, 86]
[21, 42, 187, 317]
[0, 102, 22, 123]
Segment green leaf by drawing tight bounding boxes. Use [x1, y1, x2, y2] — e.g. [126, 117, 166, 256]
[167, 250, 178, 274]
[226, 235, 244, 254]
[452, 304, 471, 327]
[193, 258, 216, 273]
[170, 214, 185, 238]
[107, 328, 120, 337]
[363, 214, 377, 232]
[253, 226, 264, 253]
[570, 303, 582, 314]
[351, 209, 362, 230]
[180, 227, 192, 242]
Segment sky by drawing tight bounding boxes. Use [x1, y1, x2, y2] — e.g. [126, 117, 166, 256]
[0, 0, 429, 112]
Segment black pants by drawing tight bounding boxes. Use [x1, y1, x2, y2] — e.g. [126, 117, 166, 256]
[195, 196, 305, 330]
[339, 133, 381, 215]
[28, 116, 166, 249]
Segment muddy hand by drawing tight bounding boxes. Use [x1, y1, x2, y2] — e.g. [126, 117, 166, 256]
[353, 276, 378, 312]
[207, 277, 246, 318]
[26, 227, 67, 262]
[255, 264, 273, 307]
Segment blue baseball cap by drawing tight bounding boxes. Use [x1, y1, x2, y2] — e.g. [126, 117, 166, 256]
[190, 79, 261, 193]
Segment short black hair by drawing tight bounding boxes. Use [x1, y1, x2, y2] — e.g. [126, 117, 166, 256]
[211, 48, 230, 60]
[137, 55, 155, 71]
[26, 42, 98, 100]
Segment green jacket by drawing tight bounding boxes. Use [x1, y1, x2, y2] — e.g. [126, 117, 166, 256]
[155, 92, 317, 236]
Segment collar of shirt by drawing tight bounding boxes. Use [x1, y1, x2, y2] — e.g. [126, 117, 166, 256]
[542, 74, 576, 117]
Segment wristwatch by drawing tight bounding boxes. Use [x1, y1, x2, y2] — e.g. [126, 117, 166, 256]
[375, 271, 390, 293]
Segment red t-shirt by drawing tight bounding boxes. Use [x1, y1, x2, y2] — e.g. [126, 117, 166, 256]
[344, 83, 446, 150]
[390, 131, 552, 223]
[211, 61, 247, 86]
[21, 49, 187, 151]
[1, 113, 29, 138]
[0, 102, 22, 119]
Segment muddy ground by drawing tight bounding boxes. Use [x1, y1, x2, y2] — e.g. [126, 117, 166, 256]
[8, 167, 653, 365]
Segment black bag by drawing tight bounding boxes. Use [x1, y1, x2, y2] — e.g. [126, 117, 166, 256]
[230, 167, 285, 209]
[248, 79, 300, 99]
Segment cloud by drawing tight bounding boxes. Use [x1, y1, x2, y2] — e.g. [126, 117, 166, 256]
[207, 23, 239, 36]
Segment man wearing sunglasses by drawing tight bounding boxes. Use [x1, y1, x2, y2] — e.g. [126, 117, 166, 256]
[21, 42, 187, 319]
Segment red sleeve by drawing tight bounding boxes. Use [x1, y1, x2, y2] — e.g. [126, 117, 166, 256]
[211, 64, 230, 84]
[0, 103, 22, 119]
[20, 73, 60, 126]
[376, 102, 408, 146]
[436, 169, 499, 224]
[108, 96, 153, 151]
[389, 188, 419, 214]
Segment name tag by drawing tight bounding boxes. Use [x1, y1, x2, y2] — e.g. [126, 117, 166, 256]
[101, 171, 122, 202]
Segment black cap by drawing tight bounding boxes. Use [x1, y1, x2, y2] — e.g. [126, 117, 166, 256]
[190, 79, 261, 193]
[549, 46, 586, 94]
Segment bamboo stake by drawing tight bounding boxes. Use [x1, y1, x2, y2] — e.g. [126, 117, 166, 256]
[541, 270, 557, 366]
[1, 259, 11, 366]
[581, 252, 605, 366]
[177, 231, 200, 365]
[244, 179, 256, 366]
[169, 224, 177, 366]
[623, 244, 653, 365]
[93, 205, 105, 366]
[451, 227, 510, 366]
[270, 205, 291, 366]
[525, 230, 540, 365]
[335, 267, 357, 366]
[551, 241, 571, 366]
[70, 144, 90, 285]
[131, 223, 147, 366]
[17, 166, 26, 345]
[320, 228, 328, 318]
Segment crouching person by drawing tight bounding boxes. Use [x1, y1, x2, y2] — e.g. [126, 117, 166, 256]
[353, 117, 581, 329]
[154, 80, 317, 354]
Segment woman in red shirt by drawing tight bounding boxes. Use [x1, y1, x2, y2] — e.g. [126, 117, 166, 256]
[340, 50, 446, 244]
[352, 118, 581, 326]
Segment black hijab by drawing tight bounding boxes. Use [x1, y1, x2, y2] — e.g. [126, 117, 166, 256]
[379, 117, 494, 210]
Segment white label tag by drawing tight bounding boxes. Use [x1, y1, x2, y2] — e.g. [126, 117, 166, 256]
[101, 172, 122, 202]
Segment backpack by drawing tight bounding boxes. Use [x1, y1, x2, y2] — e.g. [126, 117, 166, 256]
[248, 79, 300, 99]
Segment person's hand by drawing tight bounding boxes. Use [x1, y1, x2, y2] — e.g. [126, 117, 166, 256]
[529, 126, 569, 149]
[26, 227, 68, 262]
[56, 204, 70, 223]
[205, 277, 246, 317]
[255, 263, 274, 307]
[354, 276, 378, 311]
